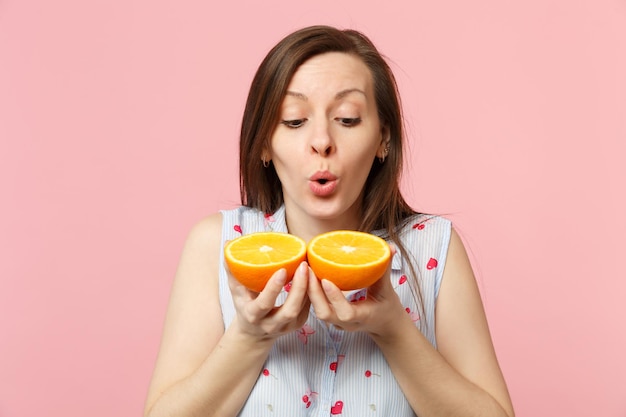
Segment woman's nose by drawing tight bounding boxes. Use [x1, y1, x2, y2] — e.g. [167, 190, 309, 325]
[310, 122, 334, 156]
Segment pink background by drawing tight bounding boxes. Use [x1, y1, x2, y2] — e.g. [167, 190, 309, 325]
[1, 0, 625, 416]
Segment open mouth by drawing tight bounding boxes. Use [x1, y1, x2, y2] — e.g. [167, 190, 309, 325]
[309, 171, 338, 196]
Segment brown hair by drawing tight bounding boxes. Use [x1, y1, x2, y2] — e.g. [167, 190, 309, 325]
[239, 25, 426, 324]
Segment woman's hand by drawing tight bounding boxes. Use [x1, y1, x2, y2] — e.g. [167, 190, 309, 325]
[308, 246, 407, 337]
[228, 261, 311, 341]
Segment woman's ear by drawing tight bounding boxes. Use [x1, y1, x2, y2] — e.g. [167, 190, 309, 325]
[261, 150, 271, 167]
[377, 125, 391, 158]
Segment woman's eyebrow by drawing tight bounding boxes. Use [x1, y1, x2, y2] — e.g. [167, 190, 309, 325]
[285, 91, 308, 101]
[335, 88, 366, 100]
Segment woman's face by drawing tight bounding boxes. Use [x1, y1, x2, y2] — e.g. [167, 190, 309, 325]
[267, 52, 389, 236]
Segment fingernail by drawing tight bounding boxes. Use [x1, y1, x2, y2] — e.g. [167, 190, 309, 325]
[275, 268, 287, 285]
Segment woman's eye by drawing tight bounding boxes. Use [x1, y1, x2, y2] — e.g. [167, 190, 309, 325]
[281, 119, 307, 129]
[337, 117, 361, 127]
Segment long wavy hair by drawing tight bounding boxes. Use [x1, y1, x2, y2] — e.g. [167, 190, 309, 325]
[239, 25, 426, 325]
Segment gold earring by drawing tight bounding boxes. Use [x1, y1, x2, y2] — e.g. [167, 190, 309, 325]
[379, 146, 390, 163]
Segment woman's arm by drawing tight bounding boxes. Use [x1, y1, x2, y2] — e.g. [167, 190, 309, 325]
[309, 228, 515, 417]
[372, 228, 514, 416]
[144, 214, 310, 417]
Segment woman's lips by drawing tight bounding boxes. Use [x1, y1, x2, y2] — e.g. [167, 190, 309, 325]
[309, 171, 338, 197]
[309, 179, 337, 196]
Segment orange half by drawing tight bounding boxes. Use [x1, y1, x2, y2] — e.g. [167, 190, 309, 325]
[224, 232, 307, 292]
[307, 230, 391, 290]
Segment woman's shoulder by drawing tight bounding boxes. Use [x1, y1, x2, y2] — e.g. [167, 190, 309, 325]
[220, 205, 287, 235]
[394, 213, 453, 262]
[189, 206, 260, 228]
[184, 212, 224, 252]
[399, 212, 452, 236]
[186, 205, 258, 245]
[183, 206, 275, 250]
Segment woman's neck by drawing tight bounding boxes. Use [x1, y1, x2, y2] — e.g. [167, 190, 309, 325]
[283, 205, 362, 243]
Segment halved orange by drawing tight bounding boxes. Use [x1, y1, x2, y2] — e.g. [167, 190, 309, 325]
[224, 232, 307, 292]
[307, 230, 391, 290]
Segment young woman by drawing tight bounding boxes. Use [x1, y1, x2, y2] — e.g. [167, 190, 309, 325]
[144, 25, 515, 417]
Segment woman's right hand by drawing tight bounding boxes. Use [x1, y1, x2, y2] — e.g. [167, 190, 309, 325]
[227, 261, 311, 341]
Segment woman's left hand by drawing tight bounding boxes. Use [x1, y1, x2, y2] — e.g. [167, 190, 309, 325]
[307, 246, 408, 336]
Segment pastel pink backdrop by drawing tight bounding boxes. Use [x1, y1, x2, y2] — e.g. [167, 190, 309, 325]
[1, 0, 624, 416]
